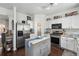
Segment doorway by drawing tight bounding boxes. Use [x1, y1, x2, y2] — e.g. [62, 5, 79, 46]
[0, 14, 10, 54]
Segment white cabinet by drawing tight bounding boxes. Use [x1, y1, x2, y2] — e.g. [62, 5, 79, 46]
[52, 15, 79, 29]
[32, 44, 48, 56]
[40, 44, 49, 56]
[32, 39, 50, 56]
[62, 17, 72, 29]
[53, 18, 63, 24]
[17, 24, 23, 30]
[77, 42, 79, 56]
[17, 24, 30, 31]
[61, 37, 66, 48]
[62, 15, 79, 29]
[74, 39, 77, 52]
[67, 38, 75, 51]
[77, 46, 79, 56]
[24, 25, 30, 31]
[71, 15, 79, 28]
[32, 45, 41, 56]
[48, 15, 79, 29]
[25, 37, 51, 56]
[61, 37, 77, 52]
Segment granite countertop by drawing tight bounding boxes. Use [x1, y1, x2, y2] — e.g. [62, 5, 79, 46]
[27, 36, 50, 46]
[30, 37, 49, 44]
[61, 34, 79, 45]
[61, 34, 79, 38]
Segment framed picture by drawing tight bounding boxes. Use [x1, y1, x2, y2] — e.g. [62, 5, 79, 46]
[53, 15, 62, 19]
[46, 18, 51, 21]
[27, 16, 31, 20]
[65, 11, 78, 17]
[22, 21, 25, 24]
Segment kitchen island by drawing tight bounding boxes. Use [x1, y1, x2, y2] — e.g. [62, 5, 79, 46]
[25, 36, 51, 56]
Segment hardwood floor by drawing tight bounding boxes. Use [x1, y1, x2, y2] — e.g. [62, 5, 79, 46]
[49, 46, 64, 56]
[49, 43, 64, 56]
[0, 47, 25, 56]
[0, 43, 64, 56]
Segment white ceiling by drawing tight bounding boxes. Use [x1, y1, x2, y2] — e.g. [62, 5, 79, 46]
[0, 3, 79, 15]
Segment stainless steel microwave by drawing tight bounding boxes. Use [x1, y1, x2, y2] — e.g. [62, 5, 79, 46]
[52, 23, 62, 29]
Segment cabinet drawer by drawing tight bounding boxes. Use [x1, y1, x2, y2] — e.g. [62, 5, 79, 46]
[40, 45, 49, 56]
[33, 46, 41, 56]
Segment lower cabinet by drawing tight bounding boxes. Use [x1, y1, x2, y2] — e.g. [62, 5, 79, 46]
[40, 44, 49, 56]
[77, 46, 79, 56]
[61, 37, 67, 48]
[32, 39, 51, 56]
[67, 38, 74, 51]
[33, 46, 41, 56]
[74, 40, 77, 52]
[61, 37, 77, 52]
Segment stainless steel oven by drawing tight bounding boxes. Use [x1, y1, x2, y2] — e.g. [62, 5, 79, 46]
[50, 34, 60, 44]
[50, 29, 63, 46]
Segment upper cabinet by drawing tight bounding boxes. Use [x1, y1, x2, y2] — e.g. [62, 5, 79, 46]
[62, 15, 79, 29]
[71, 15, 79, 28]
[23, 24, 30, 30]
[62, 16, 72, 29]
[52, 15, 79, 29]
[46, 13, 79, 29]
[17, 24, 23, 30]
[17, 23, 30, 31]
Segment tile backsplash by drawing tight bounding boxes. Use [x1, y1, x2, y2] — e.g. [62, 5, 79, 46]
[64, 29, 79, 35]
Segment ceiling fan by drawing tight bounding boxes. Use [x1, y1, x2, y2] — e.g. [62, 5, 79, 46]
[41, 3, 58, 10]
